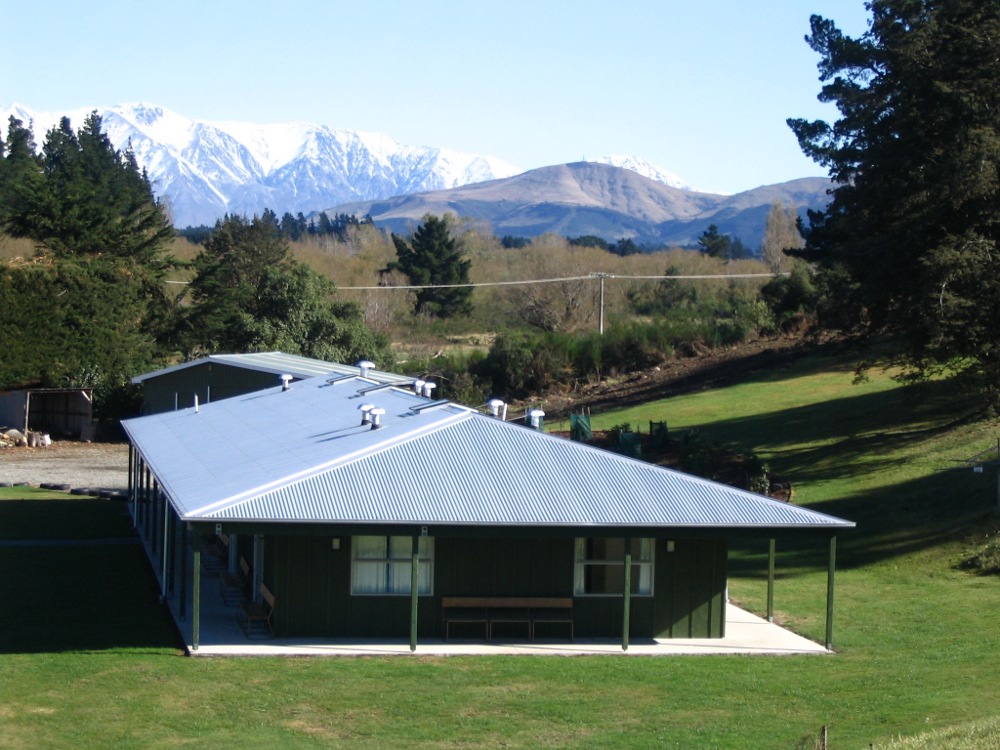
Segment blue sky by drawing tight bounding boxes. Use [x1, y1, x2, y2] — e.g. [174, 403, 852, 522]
[4, 1, 870, 194]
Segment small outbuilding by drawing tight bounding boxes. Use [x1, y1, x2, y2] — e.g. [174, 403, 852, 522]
[0, 387, 95, 440]
[122, 371, 854, 652]
[131, 351, 410, 415]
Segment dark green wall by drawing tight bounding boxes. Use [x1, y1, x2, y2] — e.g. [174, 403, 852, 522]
[652, 538, 728, 638]
[140, 364, 285, 414]
[263, 534, 727, 639]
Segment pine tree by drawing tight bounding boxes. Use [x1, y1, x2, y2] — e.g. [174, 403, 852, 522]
[788, 0, 1000, 405]
[386, 215, 473, 318]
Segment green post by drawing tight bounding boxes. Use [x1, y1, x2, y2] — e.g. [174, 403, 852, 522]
[825, 536, 837, 651]
[410, 534, 420, 652]
[767, 538, 776, 622]
[192, 540, 201, 652]
[622, 537, 632, 652]
[179, 525, 188, 620]
[161, 497, 170, 599]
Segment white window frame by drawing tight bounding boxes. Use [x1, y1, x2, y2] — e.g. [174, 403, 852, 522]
[574, 538, 654, 596]
[351, 535, 434, 596]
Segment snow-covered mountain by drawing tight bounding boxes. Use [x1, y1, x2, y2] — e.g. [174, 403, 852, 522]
[0, 103, 701, 229]
[0, 103, 525, 228]
[590, 155, 694, 191]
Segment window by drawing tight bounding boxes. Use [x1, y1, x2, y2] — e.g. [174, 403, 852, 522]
[351, 536, 434, 595]
[574, 538, 653, 596]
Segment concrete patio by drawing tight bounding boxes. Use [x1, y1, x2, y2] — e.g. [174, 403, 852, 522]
[163, 560, 830, 657]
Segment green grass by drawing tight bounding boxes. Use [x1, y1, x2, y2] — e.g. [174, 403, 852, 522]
[3, 350, 1000, 749]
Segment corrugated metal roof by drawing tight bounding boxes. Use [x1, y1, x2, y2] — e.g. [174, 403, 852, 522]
[130, 352, 412, 385]
[122, 374, 853, 532]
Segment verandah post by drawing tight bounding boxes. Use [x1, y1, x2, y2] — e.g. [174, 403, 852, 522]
[767, 538, 776, 622]
[410, 533, 420, 652]
[622, 536, 632, 652]
[192, 537, 201, 651]
[825, 535, 837, 651]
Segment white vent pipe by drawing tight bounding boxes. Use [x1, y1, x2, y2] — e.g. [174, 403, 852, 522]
[358, 403, 375, 426]
[528, 408, 545, 430]
[280, 374, 293, 391]
[487, 399, 507, 420]
[422, 382, 436, 399]
[369, 407, 386, 429]
[413, 379, 425, 395]
[356, 360, 375, 377]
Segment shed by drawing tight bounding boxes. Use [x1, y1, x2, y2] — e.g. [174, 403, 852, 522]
[0, 387, 95, 440]
[130, 352, 410, 414]
[122, 372, 854, 652]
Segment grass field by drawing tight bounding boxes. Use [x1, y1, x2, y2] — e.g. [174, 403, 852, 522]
[2, 347, 999, 749]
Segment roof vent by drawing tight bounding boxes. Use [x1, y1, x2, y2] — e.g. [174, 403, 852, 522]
[358, 403, 375, 426]
[194, 394, 199, 413]
[369, 407, 386, 430]
[487, 398, 507, 420]
[280, 374, 293, 391]
[413, 379, 426, 395]
[422, 381, 437, 399]
[527, 408, 545, 431]
[356, 360, 375, 378]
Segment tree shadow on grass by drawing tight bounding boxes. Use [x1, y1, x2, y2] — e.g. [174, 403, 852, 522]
[696, 376, 977, 486]
[729, 463, 995, 580]
[0, 497, 185, 654]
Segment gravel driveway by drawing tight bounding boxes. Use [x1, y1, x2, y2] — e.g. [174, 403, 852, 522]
[0, 441, 130, 492]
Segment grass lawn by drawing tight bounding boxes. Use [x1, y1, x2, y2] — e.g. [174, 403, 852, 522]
[3, 349, 1000, 749]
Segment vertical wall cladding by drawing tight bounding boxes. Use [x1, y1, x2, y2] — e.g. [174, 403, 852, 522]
[267, 535, 578, 638]
[269, 534, 344, 637]
[141, 364, 280, 414]
[263, 535, 727, 639]
[267, 534, 438, 638]
[436, 537, 575, 598]
[653, 538, 727, 639]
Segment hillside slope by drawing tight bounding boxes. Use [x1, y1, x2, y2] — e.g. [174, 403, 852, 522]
[331, 162, 832, 247]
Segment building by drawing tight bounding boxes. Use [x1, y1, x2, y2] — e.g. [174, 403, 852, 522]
[0, 387, 95, 440]
[122, 370, 854, 652]
[130, 351, 410, 414]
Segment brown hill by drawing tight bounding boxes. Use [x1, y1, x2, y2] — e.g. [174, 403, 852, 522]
[329, 162, 832, 247]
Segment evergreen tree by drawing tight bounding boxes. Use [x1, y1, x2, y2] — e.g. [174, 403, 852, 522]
[2, 112, 173, 270]
[385, 215, 473, 318]
[0, 117, 43, 234]
[181, 213, 392, 365]
[697, 224, 748, 260]
[788, 1, 1000, 405]
[0, 113, 173, 410]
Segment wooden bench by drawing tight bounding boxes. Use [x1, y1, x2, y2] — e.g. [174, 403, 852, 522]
[239, 583, 275, 638]
[442, 597, 573, 641]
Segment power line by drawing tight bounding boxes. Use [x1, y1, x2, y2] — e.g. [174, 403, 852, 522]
[162, 272, 783, 289]
[335, 272, 781, 291]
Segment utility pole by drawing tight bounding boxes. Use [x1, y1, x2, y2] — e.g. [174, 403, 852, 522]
[589, 273, 610, 335]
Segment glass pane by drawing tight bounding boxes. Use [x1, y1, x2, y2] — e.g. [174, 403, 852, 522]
[418, 560, 433, 594]
[388, 536, 412, 560]
[632, 538, 653, 561]
[388, 561, 411, 593]
[351, 561, 386, 593]
[585, 538, 623, 561]
[354, 536, 387, 560]
[584, 563, 624, 594]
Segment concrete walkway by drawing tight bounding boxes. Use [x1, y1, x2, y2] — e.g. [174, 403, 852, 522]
[161, 558, 829, 657]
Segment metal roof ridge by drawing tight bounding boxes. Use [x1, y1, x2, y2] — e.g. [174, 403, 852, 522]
[185, 408, 475, 519]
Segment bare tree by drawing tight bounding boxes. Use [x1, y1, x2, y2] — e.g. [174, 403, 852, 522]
[761, 201, 803, 273]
